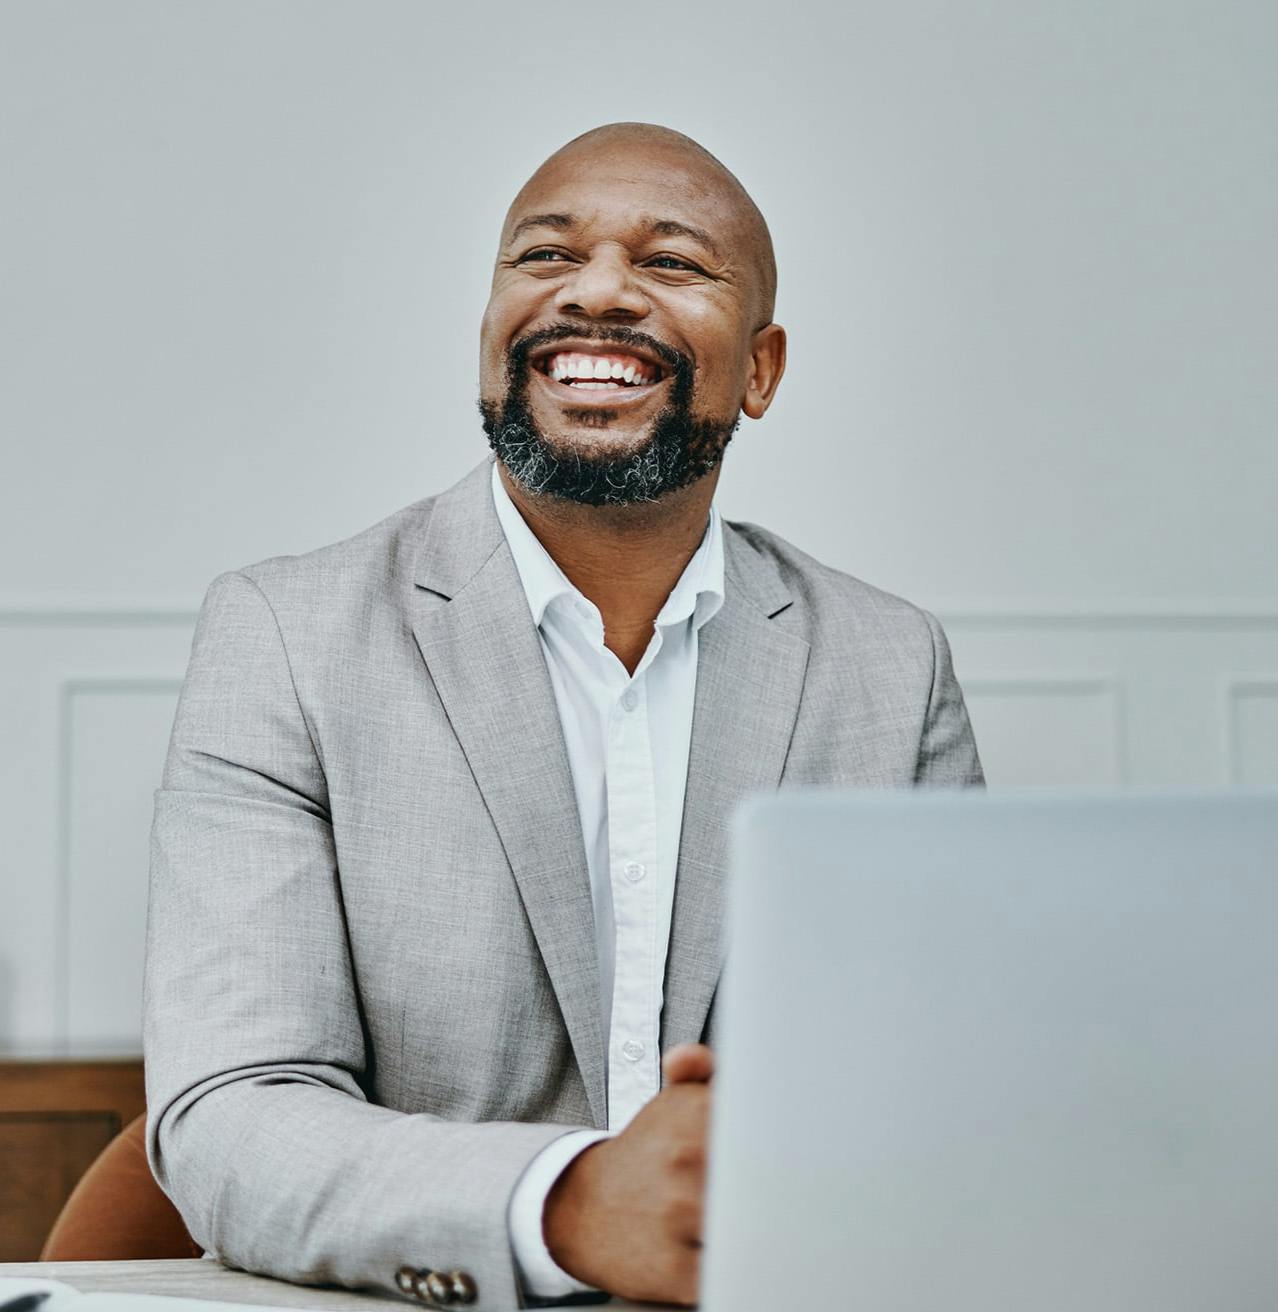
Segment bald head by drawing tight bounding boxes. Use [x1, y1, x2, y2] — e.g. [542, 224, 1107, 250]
[503, 121, 777, 325]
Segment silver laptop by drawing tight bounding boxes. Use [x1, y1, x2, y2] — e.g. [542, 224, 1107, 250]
[702, 789, 1278, 1312]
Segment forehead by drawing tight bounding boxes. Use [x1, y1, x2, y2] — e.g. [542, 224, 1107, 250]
[502, 146, 748, 256]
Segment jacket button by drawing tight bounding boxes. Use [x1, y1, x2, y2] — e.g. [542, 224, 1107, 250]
[448, 1271, 477, 1304]
[423, 1270, 454, 1304]
[395, 1266, 418, 1295]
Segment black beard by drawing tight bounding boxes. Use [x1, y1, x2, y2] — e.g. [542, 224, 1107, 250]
[478, 324, 739, 506]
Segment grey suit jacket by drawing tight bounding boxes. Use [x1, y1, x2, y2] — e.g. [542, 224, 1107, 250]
[144, 455, 982, 1308]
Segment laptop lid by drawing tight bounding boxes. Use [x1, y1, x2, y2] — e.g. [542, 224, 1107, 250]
[702, 789, 1278, 1312]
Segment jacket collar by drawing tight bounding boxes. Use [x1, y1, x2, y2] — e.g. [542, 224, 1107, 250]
[414, 454, 791, 621]
[490, 459, 726, 636]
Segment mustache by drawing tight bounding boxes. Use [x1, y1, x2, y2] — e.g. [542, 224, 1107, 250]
[505, 323, 690, 382]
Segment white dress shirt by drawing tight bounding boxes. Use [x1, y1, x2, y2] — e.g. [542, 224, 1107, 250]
[489, 462, 725, 1300]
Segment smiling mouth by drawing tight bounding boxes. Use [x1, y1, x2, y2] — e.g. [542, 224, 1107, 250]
[533, 350, 665, 391]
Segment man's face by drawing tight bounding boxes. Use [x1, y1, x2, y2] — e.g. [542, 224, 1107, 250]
[479, 141, 766, 505]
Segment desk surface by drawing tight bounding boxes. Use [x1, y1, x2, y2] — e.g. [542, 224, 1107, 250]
[0, 1259, 414, 1308]
[0, 1260, 661, 1311]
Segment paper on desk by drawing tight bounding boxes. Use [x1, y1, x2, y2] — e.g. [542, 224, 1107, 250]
[0, 1278, 335, 1312]
[0, 1279, 78, 1312]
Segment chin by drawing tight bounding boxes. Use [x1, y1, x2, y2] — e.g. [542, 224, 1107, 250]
[549, 423, 660, 458]
[531, 404, 652, 445]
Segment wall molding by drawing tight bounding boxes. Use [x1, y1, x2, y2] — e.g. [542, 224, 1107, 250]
[937, 604, 1278, 629]
[1221, 676, 1278, 787]
[0, 606, 199, 626]
[960, 674, 1128, 787]
[961, 675, 1118, 695]
[5, 600, 1278, 628]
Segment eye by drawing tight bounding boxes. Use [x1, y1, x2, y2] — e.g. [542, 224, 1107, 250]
[645, 254, 702, 272]
[517, 248, 572, 263]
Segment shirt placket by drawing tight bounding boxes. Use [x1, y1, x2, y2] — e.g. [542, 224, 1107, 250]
[603, 662, 663, 1131]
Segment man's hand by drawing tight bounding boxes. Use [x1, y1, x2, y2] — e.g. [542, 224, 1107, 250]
[543, 1044, 714, 1305]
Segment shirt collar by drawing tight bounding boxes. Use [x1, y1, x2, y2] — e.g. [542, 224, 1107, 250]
[490, 460, 725, 634]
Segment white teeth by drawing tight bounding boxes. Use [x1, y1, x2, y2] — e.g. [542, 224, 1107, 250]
[542, 351, 659, 386]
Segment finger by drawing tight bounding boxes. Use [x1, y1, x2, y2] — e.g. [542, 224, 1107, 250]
[670, 1240, 702, 1307]
[662, 1043, 715, 1085]
[665, 1192, 703, 1245]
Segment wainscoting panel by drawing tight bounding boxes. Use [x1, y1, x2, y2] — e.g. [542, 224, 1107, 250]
[960, 678, 1124, 788]
[1226, 679, 1278, 786]
[64, 679, 184, 1050]
[0, 612, 196, 1058]
[942, 610, 1278, 790]
[2, 602, 1277, 1055]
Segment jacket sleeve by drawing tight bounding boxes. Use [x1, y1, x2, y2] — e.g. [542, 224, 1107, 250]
[912, 609, 985, 788]
[144, 570, 575, 1309]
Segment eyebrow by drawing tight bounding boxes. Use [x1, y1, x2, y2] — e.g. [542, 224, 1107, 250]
[506, 212, 722, 261]
[644, 217, 721, 260]
[508, 213, 576, 243]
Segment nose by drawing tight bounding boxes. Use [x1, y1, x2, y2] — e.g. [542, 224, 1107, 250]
[553, 246, 648, 321]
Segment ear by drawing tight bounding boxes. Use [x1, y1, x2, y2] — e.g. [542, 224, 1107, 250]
[742, 323, 787, 420]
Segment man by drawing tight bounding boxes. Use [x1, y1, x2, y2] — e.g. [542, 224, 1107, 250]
[144, 122, 983, 1310]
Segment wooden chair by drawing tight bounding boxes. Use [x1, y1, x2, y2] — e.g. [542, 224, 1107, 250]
[40, 1113, 202, 1260]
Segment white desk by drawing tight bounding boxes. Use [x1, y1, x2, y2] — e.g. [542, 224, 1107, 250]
[0, 1260, 664, 1311]
[0, 1260, 400, 1308]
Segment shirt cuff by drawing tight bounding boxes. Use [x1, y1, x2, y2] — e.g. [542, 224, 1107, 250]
[508, 1128, 613, 1302]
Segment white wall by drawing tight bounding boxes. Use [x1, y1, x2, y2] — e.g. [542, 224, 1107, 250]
[2, 0, 1275, 1054]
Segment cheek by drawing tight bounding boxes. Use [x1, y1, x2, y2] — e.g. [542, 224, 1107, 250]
[479, 311, 517, 392]
[479, 298, 507, 350]
[692, 342, 752, 408]
[672, 302, 750, 400]
[477, 344, 503, 396]
[480, 282, 550, 386]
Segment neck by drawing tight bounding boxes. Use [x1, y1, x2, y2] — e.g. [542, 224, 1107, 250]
[496, 461, 719, 675]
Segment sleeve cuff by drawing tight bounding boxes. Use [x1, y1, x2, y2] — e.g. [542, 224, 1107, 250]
[508, 1128, 613, 1302]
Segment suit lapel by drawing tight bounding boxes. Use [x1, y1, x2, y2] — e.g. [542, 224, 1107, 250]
[661, 524, 811, 1051]
[409, 458, 607, 1128]
[408, 463, 811, 1101]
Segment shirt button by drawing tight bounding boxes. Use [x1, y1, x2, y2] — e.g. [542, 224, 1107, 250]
[623, 861, 645, 883]
[621, 688, 639, 712]
[621, 1039, 645, 1062]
